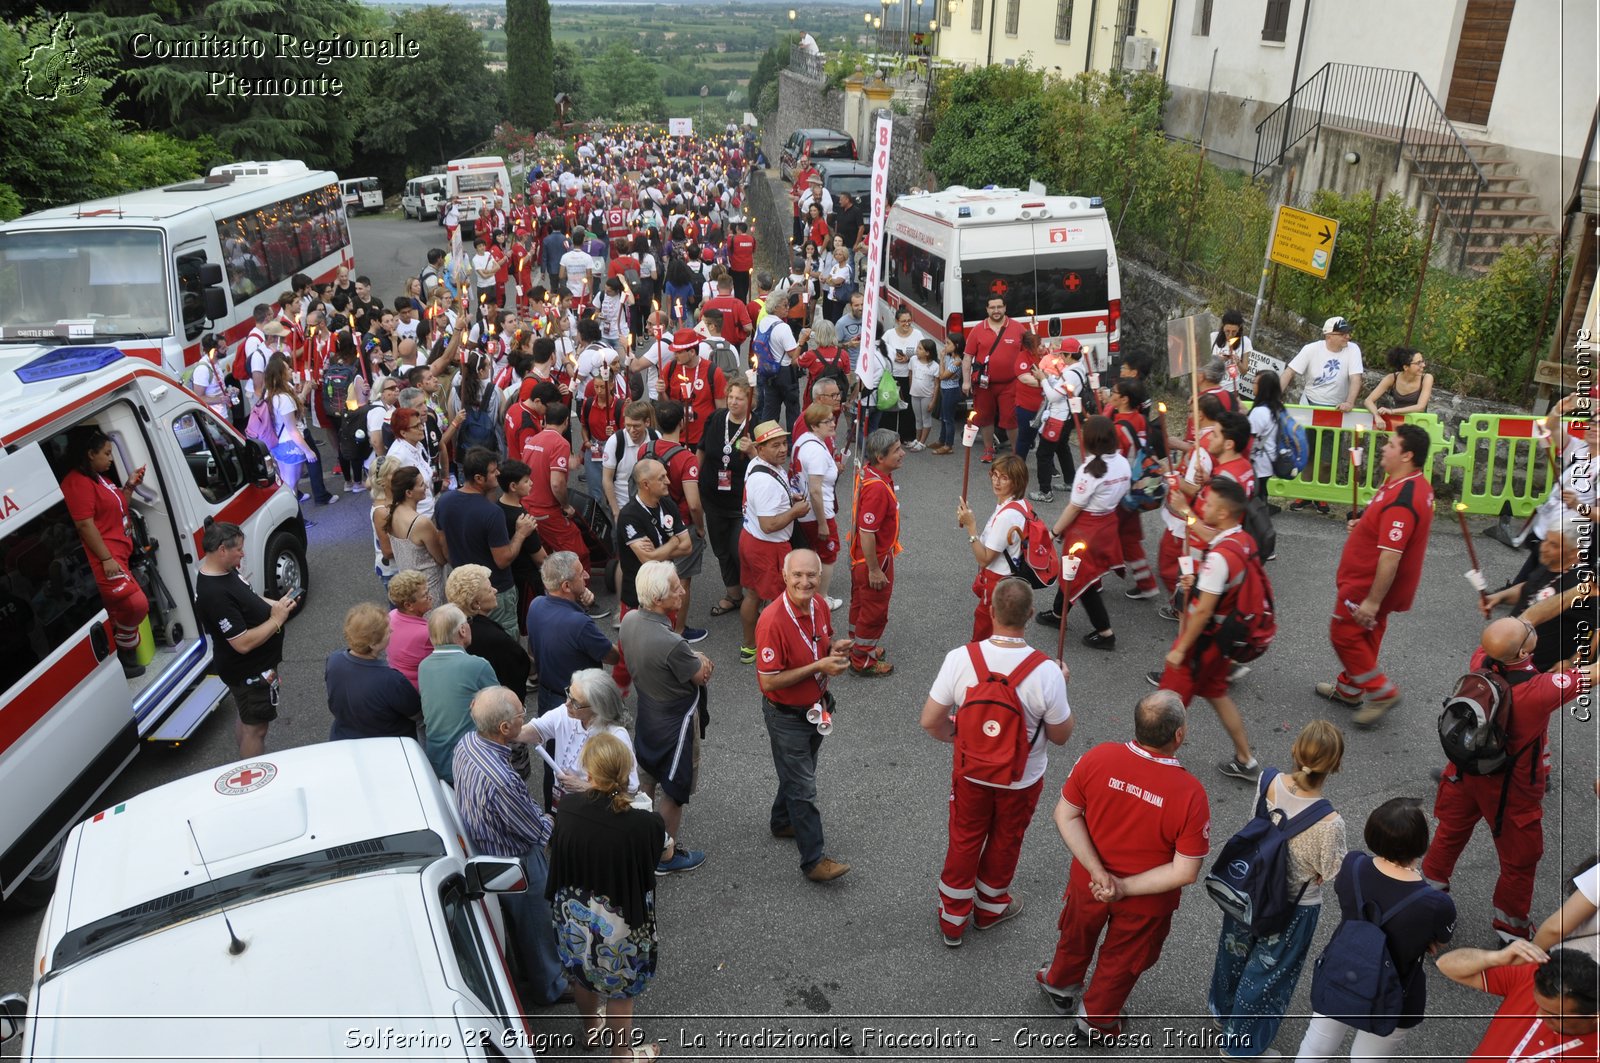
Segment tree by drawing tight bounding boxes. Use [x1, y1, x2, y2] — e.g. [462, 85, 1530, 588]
[579, 42, 664, 123]
[925, 64, 1048, 190]
[506, 0, 553, 131]
[551, 40, 581, 108]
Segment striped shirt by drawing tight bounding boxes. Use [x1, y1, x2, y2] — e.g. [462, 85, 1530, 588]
[452, 731, 551, 857]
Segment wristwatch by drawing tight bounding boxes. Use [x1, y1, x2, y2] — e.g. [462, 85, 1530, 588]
[968, 535, 979, 544]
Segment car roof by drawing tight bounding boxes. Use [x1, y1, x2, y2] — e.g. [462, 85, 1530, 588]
[815, 160, 872, 177]
[794, 128, 852, 141]
[30, 873, 465, 1059]
[53, 738, 437, 938]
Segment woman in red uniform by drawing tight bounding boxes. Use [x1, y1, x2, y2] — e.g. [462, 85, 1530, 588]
[1040, 416, 1130, 650]
[60, 426, 150, 677]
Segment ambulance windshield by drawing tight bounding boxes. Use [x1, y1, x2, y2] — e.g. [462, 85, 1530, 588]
[0, 228, 172, 341]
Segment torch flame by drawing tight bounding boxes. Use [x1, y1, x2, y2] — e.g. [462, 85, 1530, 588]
[967, 410, 978, 423]
[1069, 542, 1087, 556]
[1455, 502, 1468, 513]
[1157, 401, 1167, 414]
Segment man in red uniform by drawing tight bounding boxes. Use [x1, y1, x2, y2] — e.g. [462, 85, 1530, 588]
[756, 548, 853, 882]
[848, 428, 905, 677]
[961, 295, 1027, 464]
[728, 221, 756, 302]
[1423, 618, 1595, 942]
[1440, 941, 1597, 1061]
[701, 274, 752, 352]
[663, 328, 726, 449]
[520, 401, 589, 574]
[1037, 690, 1211, 1038]
[921, 577, 1073, 945]
[1152, 478, 1263, 782]
[1316, 423, 1433, 726]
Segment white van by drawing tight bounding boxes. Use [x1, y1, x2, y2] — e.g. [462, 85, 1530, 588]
[338, 176, 384, 214]
[0, 347, 303, 907]
[880, 186, 1123, 371]
[0, 739, 536, 1060]
[446, 156, 511, 223]
[402, 174, 446, 221]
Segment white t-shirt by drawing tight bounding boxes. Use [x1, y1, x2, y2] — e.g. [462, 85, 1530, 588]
[1568, 863, 1600, 959]
[928, 640, 1070, 789]
[792, 433, 837, 519]
[743, 457, 798, 541]
[635, 339, 672, 400]
[756, 317, 798, 368]
[528, 706, 638, 800]
[1163, 446, 1213, 537]
[394, 317, 420, 342]
[575, 343, 618, 388]
[190, 359, 229, 411]
[603, 428, 652, 512]
[1039, 372, 1074, 421]
[883, 327, 925, 379]
[1288, 339, 1364, 407]
[1070, 452, 1132, 514]
[1195, 526, 1247, 596]
[559, 249, 593, 297]
[823, 259, 853, 302]
[1530, 434, 1595, 539]
[387, 436, 435, 518]
[909, 356, 940, 398]
[471, 252, 497, 290]
[982, 501, 1028, 576]
[364, 403, 392, 470]
[242, 330, 269, 405]
[1248, 405, 1279, 480]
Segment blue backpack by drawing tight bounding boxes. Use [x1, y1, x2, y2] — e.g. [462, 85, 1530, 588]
[752, 318, 782, 376]
[1272, 408, 1310, 479]
[1117, 418, 1168, 513]
[1309, 853, 1434, 1035]
[1203, 768, 1333, 937]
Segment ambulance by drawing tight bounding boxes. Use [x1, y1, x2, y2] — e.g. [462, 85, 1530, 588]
[0, 345, 304, 907]
[879, 186, 1123, 372]
[445, 156, 511, 224]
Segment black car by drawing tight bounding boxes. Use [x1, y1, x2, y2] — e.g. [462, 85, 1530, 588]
[814, 159, 873, 219]
[779, 128, 858, 182]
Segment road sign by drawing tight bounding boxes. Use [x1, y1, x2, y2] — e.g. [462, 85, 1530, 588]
[1269, 204, 1339, 279]
[668, 118, 693, 136]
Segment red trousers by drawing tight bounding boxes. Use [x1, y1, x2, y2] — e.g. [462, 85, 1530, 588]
[971, 568, 1005, 642]
[1422, 773, 1545, 939]
[1327, 609, 1396, 701]
[92, 549, 148, 651]
[535, 511, 590, 575]
[848, 557, 893, 668]
[1157, 640, 1231, 703]
[1044, 868, 1175, 1032]
[937, 775, 1044, 935]
[1157, 529, 1184, 595]
[1117, 508, 1156, 593]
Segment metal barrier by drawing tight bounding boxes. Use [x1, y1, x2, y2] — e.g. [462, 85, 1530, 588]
[1265, 407, 1453, 509]
[1440, 415, 1583, 518]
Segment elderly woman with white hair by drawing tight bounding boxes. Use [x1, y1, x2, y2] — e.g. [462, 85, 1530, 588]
[417, 603, 498, 785]
[517, 667, 638, 807]
[447, 563, 532, 697]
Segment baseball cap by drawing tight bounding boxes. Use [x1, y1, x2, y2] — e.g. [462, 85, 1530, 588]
[1323, 316, 1352, 334]
[753, 420, 789, 445]
[669, 327, 702, 352]
[1058, 337, 1083, 354]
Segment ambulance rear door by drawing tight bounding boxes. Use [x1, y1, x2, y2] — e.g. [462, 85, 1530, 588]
[0, 442, 138, 905]
[1032, 216, 1116, 370]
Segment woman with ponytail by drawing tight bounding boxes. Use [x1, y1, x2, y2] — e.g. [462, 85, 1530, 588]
[1039, 415, 1131, 650]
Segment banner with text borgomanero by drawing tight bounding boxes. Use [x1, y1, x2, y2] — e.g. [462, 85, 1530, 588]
[856, 114, 893, 375]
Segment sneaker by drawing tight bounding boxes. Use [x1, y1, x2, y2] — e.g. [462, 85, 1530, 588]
[682, 626, 709, 644]
[825, 595, 843, 611]
[1353, 694, 1402, 728]
[1289, 499, 1312, 511]
[1081, 631, 1116, 651]
[317, 494, 341, 506]
[1314, 681, 1362, 707]
[1125, 585, 1160, 600]
[347, 482, 367, 494]
[739, 646, 757, 664]
[1075, 1011, 1128, 1039]
[1035, 968, 1079, 1016]
[1028, 489, 1055, 503]
[1145, 670, 1163, 687]
[1218, 757, 1261, 783]
[1035, 609, 1063, 628]
[1315, 501, 1331, 514]
[1157, 604, 1181, 622]
[1228, 663, 1251, 682]
[805, 856, 851, 882]
[850, 658, 894, 678]
[586, 604, 612, 620]
[656, 848, 707, 875]
[976, 898, 1024, 929]
[118, 649, 146, 680]
[980, 447, 995, 464]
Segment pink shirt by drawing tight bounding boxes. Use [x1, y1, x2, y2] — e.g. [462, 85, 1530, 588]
[387, 608, 434, 689]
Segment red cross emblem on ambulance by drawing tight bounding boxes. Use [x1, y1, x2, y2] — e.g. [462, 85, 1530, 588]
[1063, 272, 1082, 291]
[989, 279, 1009, 297]
[215, 762, 278, 795]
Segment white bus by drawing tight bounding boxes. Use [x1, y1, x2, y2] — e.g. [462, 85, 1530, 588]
[445, 156, 510, 223]
[880, 186, 1123, 370]
[338, 176, 384, 214]
[0, 160, 354, 377]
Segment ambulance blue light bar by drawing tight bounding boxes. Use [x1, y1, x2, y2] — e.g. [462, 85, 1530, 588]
[1089, 196, 1104, 207]
[16, 346, 125, 384]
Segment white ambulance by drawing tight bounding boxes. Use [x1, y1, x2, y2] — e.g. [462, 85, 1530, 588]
[446, 156, 511, 223]
[879, 186, 1123, 372]
[0, 346, 304, 907]
[0, 739, 537, 1060]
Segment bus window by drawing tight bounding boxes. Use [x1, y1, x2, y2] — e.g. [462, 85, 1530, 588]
[215, 184, 351, 301]
[1035, 250, 1109, 317]
[0, 500, 101, 695]
[887, 238, 946, 321]
[171, 410, 247, 505]
[960, 257, 1034, 322]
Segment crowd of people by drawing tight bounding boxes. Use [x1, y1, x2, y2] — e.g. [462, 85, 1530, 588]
[161, 125, 1598, 1060]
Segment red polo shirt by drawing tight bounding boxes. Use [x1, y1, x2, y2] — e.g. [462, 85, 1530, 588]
[663, 358, 725, 447]
[1468, 962, 1597, 1061]
[756, 592, 833, 707]
[521, 427, 570, 516]
[701, 295, 753, 348]
[1336, 471, 1434, 613]
[850, 466, 899, 565]
[729, 233, 756, 271]
[963, 318, 1027, 385]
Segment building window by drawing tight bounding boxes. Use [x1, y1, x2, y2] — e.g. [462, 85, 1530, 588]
[1196, 0, 1212, 36]
[1005, 0, 1020, 35]
[970, 0, 983, 32]
[941, 0, 953, 28]
[1262, 0, 1291, 42]
[1055, 0, 1073, 40]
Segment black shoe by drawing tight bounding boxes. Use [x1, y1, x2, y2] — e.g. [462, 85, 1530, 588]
[1314, 501, 1330, 514]
[1289, 499, 1312, 511]
[1266, 503, 1282, 516]
[1145, 670, 1162, 687]
[1035, 609, 1063, 628]
[118, 650, 145, 679]
[1081, 631, 1116, 651]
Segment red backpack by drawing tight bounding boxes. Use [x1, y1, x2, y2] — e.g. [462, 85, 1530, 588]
[999, 500, 1061, 589]
[952, 644, 1051, 785]
[1205, 534, 1277, 663]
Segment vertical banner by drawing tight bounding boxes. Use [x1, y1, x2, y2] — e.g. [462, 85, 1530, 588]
[857, 114, 894, 375]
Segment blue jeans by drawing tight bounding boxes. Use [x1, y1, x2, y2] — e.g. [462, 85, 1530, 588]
[762, 699, 826, 872]
[1013, 404, 1040, 460]
[938, 388, 960, 446]
[504, 842, 567, 1004]
[1208, 906, 1321, 1057]
[584, 453, 606, 506]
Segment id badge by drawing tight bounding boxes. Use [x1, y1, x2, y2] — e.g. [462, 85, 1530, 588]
[717, 469, 732, 490]
[588, 443, 603, 462]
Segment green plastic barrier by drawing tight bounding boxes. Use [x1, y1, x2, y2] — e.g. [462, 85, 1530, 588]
[1440, 415, 1582, 517]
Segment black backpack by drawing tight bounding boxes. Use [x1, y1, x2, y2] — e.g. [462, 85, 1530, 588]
[339, 402, 379, 467]
[1309, 854, 1434, 1036]
[1438, 663, 1540, 835]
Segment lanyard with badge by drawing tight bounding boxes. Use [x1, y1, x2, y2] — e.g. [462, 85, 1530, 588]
[719, 411, 747, 491]
[782, 592, 835, 730]
[95, 473, 131, 537]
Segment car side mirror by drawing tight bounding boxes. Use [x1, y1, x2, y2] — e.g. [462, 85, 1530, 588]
[464, 856, 527, 899]
[241, 437, 274, 489]
[0, 993, 25, 1046]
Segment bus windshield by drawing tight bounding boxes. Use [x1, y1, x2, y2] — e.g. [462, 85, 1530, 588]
[0, 228, 172, 341]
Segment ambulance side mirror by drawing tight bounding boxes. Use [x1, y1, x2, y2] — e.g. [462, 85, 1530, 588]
[241, 438, 274, 489]
[0, 993, 25, 1046]
[199, 263, 229, 323]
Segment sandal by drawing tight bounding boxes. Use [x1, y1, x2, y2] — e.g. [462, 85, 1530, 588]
[709, 596, 743, 616]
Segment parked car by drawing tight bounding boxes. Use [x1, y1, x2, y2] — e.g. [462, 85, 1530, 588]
[815, 159, 874, 218]
[402, 174, 447, 221]
[779, 128, 857, 182]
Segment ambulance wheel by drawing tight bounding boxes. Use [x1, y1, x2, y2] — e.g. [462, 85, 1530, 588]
[265, 531, 309, 605]
[604, 558, 618, 594]
[6, 839, 64, 910]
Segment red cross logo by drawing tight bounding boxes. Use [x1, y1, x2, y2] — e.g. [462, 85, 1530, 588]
[214, 761, 277, 795]
[1063, 272, 1082, 292]
[989, 279, 1009, 297]
[230, 768, 264, 788]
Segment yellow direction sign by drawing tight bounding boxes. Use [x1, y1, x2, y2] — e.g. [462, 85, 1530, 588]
[1269, 205, 1339, 279]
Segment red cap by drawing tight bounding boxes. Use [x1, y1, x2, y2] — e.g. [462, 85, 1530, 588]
[1058, 337, 1083, 354]
[669, 327, 702, 352]
[701, 246, 717, 262]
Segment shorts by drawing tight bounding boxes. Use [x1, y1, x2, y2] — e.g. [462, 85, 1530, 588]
[739, 531, 790, 602]
[1157, 640, 1231, 703]
[230, 674, 280, 725]
[674, 528, 707, 580]
[794, 517, 839, 564]
[971, 380, 1017, 430]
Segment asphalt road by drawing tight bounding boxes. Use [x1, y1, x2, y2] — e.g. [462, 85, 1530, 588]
[2, 214, 1595, 1061]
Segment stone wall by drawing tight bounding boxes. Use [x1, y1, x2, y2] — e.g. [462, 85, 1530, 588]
[743, 169, 793, 282]
[770, 69, 847, 163]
